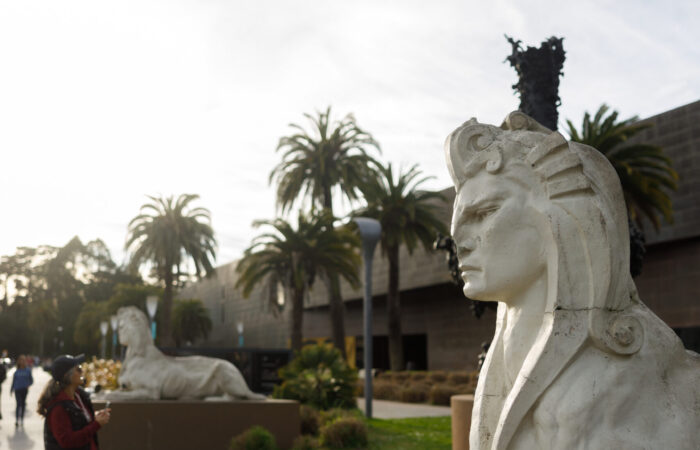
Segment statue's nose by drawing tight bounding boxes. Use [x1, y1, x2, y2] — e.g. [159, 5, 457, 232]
[457, 237, 478, 256]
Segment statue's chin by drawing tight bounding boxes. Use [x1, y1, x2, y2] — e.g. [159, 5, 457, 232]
[463, 283, 498, 303]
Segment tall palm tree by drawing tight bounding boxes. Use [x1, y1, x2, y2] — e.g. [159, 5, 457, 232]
[566, 104, 678, 229]
[126, 194, 216, 346]
[172, 299, 212, 347]
[353, 163, 447, 370]
[269, 106, 380, 355]
[566, 105, 678, 277]
[235, 211, 360, 352]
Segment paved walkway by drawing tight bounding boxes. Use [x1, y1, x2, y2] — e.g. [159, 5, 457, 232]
[357, 398, 451, 419]
[0, 366, 50, 450]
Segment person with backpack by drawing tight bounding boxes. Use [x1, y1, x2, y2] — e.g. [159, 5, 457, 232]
[10, 354, 33, 427]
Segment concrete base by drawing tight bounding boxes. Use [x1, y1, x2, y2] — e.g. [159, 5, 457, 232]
[93, 399, 300, 450]
[451, 394, 474, 450]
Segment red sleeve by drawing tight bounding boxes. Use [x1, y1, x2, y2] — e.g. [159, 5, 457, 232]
[48, 405, 101, 448]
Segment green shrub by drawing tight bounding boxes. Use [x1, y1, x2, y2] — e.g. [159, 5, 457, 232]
[391, 371, 410, 383]
[291, 435, 321, 450]
[272, 344, 358, 410]
[399, 384, 430, 403]
[373, 381, 400, 401]
[453, 383, 476, 395]
[355, 379, 364, 397]
[446, 371, 471, 385]
[320, 417, 368, 449]
[300, 405, 320, 436]
[429, 384, 460, 406]
[319, 408, 364, 426]
[410, 371, 427, 381]
[230, 426, 277, 450]
[428, 371, 447, 383]
[376, 371, 393, 382]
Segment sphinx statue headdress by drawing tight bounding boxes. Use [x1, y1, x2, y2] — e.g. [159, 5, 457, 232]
[446, 112, 700, 449]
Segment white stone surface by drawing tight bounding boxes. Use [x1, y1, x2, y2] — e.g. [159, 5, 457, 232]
[105, 307, 265, 401]
[445, 112, 700, 449]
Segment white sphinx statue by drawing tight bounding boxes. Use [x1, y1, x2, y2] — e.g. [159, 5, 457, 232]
[445, 112, 700, 449]
[106, 306, 265, 401]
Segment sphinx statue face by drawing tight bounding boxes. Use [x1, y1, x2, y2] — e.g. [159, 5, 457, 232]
[451, 146, 548, 304]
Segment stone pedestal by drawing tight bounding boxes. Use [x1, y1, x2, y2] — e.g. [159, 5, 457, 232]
[451, 394, 474, 450]
[93, 399, 300, 450]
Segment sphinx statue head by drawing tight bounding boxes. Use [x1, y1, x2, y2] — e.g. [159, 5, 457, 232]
[446, 112, 700, 449]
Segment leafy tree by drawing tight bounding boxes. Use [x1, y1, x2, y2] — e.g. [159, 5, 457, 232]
[235, 211, 360, 352]
[566, 104, 678, 229]
[27, 299, 58, 356]
[269, 107, 380, 355]
[0, 238, 143, 356]
[126, 194, 217, 346]
[172, 299, 212, 347]
[73, 301, 109, 355]
[353, 163, 447, 370]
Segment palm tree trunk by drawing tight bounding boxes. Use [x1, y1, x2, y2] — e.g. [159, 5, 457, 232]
[325, 274, 347, 358]
[161, 267, 175, 347]
[387, 245, 403, 371]
[291, 288, 305, 352]
[322, 186, 347, 358]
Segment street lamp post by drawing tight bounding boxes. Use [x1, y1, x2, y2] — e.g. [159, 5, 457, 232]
[146, 295, 159, 341]
[353, 217, 381, 419]
[57, 326, 64, 353]
[99, 321, 109, 359]
[236, 321, 244, 347]
[110, 315, 119, 360]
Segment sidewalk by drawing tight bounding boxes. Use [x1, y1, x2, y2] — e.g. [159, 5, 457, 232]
[0, 366, 50, 450]
[356, 398, 451, 419]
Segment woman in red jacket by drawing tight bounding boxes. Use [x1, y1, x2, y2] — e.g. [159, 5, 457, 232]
[37, 355, 111, 450]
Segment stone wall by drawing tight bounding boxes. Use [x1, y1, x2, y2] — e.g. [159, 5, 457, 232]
[303, 283, 497, 371]
[634, 237, 700, 329]
[178, 261, 289, 349]
[632, 100, 700, 244]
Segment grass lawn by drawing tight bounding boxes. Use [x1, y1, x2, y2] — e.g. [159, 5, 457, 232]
[367, 416, 451, 450]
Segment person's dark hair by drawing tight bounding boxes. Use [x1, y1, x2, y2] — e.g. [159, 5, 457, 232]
[37, 368, 74, 417]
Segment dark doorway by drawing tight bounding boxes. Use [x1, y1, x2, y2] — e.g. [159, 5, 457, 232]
[356, 334, 427, 371]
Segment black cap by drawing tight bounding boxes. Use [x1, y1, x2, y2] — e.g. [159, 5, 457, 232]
[51, 354, 85, 381]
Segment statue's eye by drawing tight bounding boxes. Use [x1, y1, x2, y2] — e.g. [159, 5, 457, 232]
[475, 207, 498, 221]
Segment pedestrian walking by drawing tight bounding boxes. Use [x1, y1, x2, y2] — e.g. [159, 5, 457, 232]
[0, 359, 6, 420]
[10, 354, 33, 427]
[38, 354, 111, 450]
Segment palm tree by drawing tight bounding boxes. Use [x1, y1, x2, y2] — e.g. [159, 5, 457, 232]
[353, 163, 447, 370]
[126, 194, 216, 346]
[235, 211, 360, 352]
[172, 299, 212, 347]
[566, 104, 678, 229]
[566, 105, 678, 277]
[269, 106, 380, 355]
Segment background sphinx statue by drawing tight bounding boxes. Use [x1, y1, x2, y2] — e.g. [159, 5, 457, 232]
[445, 112, 700, 449]
[106, 306, 265, 401]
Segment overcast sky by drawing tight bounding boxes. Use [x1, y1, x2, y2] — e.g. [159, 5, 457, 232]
[1, 0, 699, 267]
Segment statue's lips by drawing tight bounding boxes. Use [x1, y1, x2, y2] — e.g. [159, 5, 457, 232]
[459, 265, 481, 273]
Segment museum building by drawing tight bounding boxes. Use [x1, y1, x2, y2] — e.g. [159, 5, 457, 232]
[178, 99, 700, 371]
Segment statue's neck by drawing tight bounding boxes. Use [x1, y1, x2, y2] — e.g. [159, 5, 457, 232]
[125, 335, 154, 359]
[501, 273, 547, 387]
